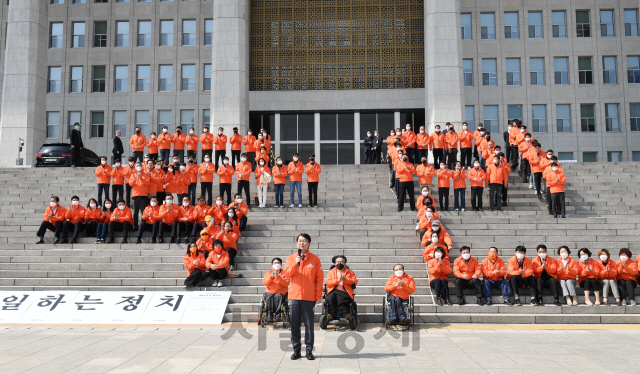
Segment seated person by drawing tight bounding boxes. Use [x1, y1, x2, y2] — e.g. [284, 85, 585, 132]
[262, 257, 290, 322]
[532, 244, 561, 306]
[556, 246, 579, 306]
[203, 215, 221, 237]
[453, 246, 483, 305]
[325, 255, 358, 321]
[616, 247, 638, 306]
[178, 196, 196, 243]
[225, 207, 242, 237]
[62, 195, 86, 244]
[577, 248, 601, 306]
[36, 196, 66, 244]
[416, 186, 435, 212]
[416, 206, 439, 239]
[192, 196, 210, 236]
[228, 194, 248, 231]
[480, 247, 512, 305]
[157, 194, 181, 243]
[428, 247, 452, 306]
[597, 249, 620, 306]
[207, 195, 228, 226]
[384, 264, 416, 324]
[83, 198, 102, 238]
[195, 229, 213, 255]
[216, 220, 238, 271]
[423, 232, 450, 261]
[420, 220, 452, 248]
[206, 239, 229, 287]
[136, 196, 161, 243]
[183, 242, 209, 288]
[106, 199, 133, 244]
[507, 245, 535, 306]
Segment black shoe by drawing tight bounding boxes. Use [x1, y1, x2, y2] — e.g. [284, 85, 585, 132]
[489, 209, 493, 212]
[175, 237, 180, 243]
[553, 215, 558, 218]
[158, 238, 164, 243]
[121, 237, 128, 244]
[106, 238, 115, 244]
[69, 238, 76, 244]
[151, 238, 156, 244]
[36, 240, 44, 244]
[458, 298, 466, 306]
[169, 237, 176, 243]
[397, 208, 403, 212]
[537, 299, 544, 306]
[502, 202, 508, 207]
[136, 238, 142, 244]
[436, 297, 443, 306]
[291, 350, 301, 360]
[486, 299, 492, 305]
[530, 298, 537, 306]
[477, 298, 485, 306]
[59, 239, 69, 244]
[185, 236, 191, 244]
[306, 350, 315, 360]
[504, 299, 511, 305]
[133, 226, 139, 232]
[561, 215, 566, 218]
[53, 239, 60, 244]
[445, 299, 452, 306]
[554, 298, 562, 306]
[513, 298, 522, 306]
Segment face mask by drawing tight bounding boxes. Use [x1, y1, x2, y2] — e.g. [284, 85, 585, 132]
[167, 168, 173, 172]
[456, 166, 461, 170]
[105, 203, 112, 209]
[520, 129, 525, 133]
[526, 139, 531, 143]
[516, 253, 524, 260]
[426, 212, 433, 218]
[248, 132, 252, 135]
[494, 161, 499, 165]
[101, 160, 107, 165]
[235, 199, 242, 204]
[434, 252, 443, 259]
[151, 135, 156, 139]
[166, 200, 173, 205]
[435, 129, 440, 133]
[293, 157, 298, 161]
[50, 202, 57, 207]
[204, 128, 209, 133]
[182, 202, 189, 207]
[462, 126, 467, 130]
[620, 255, 629, 262]
[72, 200, 79, 206]
[449, 128, 454, 132]
[432, 226, 439, 232]
[155, 165, 161, 169]
[547, 154, 552, 159]
[560, 252, 569, 259]
[258, 136, 263, 140]
[580, 255, 589, 262]
[90, 203, 97, 208]
[390, 132, 395, 136]
[241, 157, 247, 162]
[367, 133, 371, 137]
[218, 131, 223, 135]
[599, 254, 608, 261]
[180, 166, 186, 171]
[136, 166, 142, 171]
[129, 162, 135, 166]
[552, 166, 559, 171]
[189, 130, 194, 134]
[488, 253, 497, 260]
[422, 191, 429, 196]
[136, 130, 141, 135]
[375, 133, 379, 136]
[474, 163, 479, 168]
[336, 263, 345, 270]
[277, 160, 282, 165]
[216, 200, 222, 206]
[538, 253, 547, 260]
[176, 130, 181, 134]
[396, 147, 402, 151]
[461, 253, 471, 260]
[150, 201, 157, 207]
[431, 237, 438, 243]
[422, 160, 427, 165]
[259, 161, 265, 165]
[394, 270, 404, 277]
[440, 165, 446, 169]
[118, 205, 125, 211]
[403, 158, 408, 162]
[272, 263, 282, 270]
[420, 130, 424, 133]
[75, 126, 80, 131]
[163, 129, 168, 133]
[115, 163, 121, 167]
[205, 158, 210, 162]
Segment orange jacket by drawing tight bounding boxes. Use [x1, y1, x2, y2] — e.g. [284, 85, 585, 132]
[421, 227, 452, 248]
[416, 164, 435, 185]
[255, 153, 269, 166]
[235, 161, 251, 181]
[157, 132, 173, 150]
[193, 204, 210, 224]
[84, 207, 103, 222]
[288, 161, 304, 182]
[206, 249, 230, 271]
[305, 163, 321, 183]
[542, 162, 563, 182]
[146, 138, 159, 154]
[158, 203, 181, 224]
[467, 167, 485, 188]
[546, 169, 566, 193]
[110, 206, 133, 225]
[518, 140, 532, 155]
[402, 131, 416, 148]
[196, 237, 213, 253]
[458, 129, 474, 148]
[428, 258, 451, 280]
[556, 257, 579, 281]
[481, 257, 507, 281]
[186, 134, 199, 151]
[141, 205, 161, 224]
[129, 134, 147, 152]
[208, 204, 228, 225]
[128, 172, 150, 197]
[217, 164, 234, 184]
[145, 167, 157, 195]
[229, 133, 242, 151]
[198, 162, 216, 183]
[122, 164, 136, 186]
[423, 244, 449, 261]
[272, 165, 288, 184]
[110, 166, 126, 185]
[507, 256, 533, 279]
[430, 132, 445, 149]
[172, 132, 186, 150]
[436, 168, 452, 188]
[213, 134, 227, 151]
[444, 132, 459, 150]
[485, 163, 508, 185]
[527, 148, 544, 173]
[509, 126, 519, 145]
[384, 273, 416, 299]
[326, 267, 358, 299]
[215, 230, 238, 250]
[514, 131, 527, 145]
[150, 168, 165, 194]
[228, 201, 248, 220]
[597, 260, 618, 280]
[577, 259, 602, 284]
[616, 259, 639, 283]
[200, 132, 214, 150]
[282, 251, 324, 301]
[416, 195, 435, 212]
[417, 215, 437, 231]
[183, 252, 207, 275]
[100, 210, 113, 224]
[476, 138, 488, 154]
[95, 164, 112, 184]
[263, 269, 290, 295]
[64, 205, 86, 224]
[395, 161, 415, 182]
[452, 169, 466, 189]
[255, 165, 271, 185]
[185, 162, 198, 184]
[453, 256, 482, 279]
[254, 138, 271, 153]
[242, 135, 257, 152]
[179, 204, 196, 223]
[416, 132, 431, 149]
[532, 256, 558, 279]
[482, 148, 497, 162]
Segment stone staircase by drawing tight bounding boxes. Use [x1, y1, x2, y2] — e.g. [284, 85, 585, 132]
[0, 162, 639, 324]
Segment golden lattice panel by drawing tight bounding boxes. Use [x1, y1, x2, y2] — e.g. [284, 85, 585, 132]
[249, 0, 424, 91]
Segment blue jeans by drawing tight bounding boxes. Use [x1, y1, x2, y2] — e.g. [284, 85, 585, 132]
[97, 184, 109, 207]
[289, 181, 302, 205]
[483, 279, 511, 301]
[96, 223, 109, 240]
[159, 149, 171, 162]
[274, 184, 285, 206]
[454, 188, 465, 210]
[387, 294, 408, 320]
[188, 183, 197, 204]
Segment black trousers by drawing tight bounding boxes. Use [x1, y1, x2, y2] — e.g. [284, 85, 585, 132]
[246, 152, 256, 170]
[397, 181, 415, 211]
[231, 150, 240, 167]
[112, 152, 122, 164]
[208, 268, 228, 280]
[83, 221, 99, 236]
[215, 150, 226, 169]
[137, 221, 159, 239]
[149, 153, 158, 162]
[505, 144, 512, 166]
[202, 149, 212, 163]
[239, 216, 247, 232]
[132, 196, 148, 228]
[536, 272, 559, 299]
[405, 148, 415, 164]
[510, 275, 536, 297]
[326, 289, 351, 317]
[108, 221, 132, 239]
[455, 278, 482, 298]
[617, 279, 637, 301]
[438, 187, 449, 211]
[473, 144, 478, 160]
[185, 268, 209, 287]
[159, 222, 179, 239]
[219, 183, 232, 205]
[187, 150, 197, 160]
[520, 159, 530, 182]
[502, 185, 508, 204]
[133, 151, 144, 163]
[264, 292, 285, 316]
[471, 186, 483, 210]
[580, 278, 598, 292]
[289, 299, 315, 352]
[227, 248, 237, 266]
[460, 148, 472, 168]
[510, 146, 519, 166]
[551, 192, 565, 216]
[125, 184, 132, 207]
[37, 221, 63, 239]
[374, 150, 382, 164]
[432, 149, 444, 167]
[201, 182, 213, 206]
[97, 184, 109, 207]
[62, 221, 83, 240]
[71, 147, 81, 166]
[534, 172, 543, 197]
[237, 180, 251, 205]
[446, 150, 457, 170]
[308, 182, 318, 206]
[364, 150, 373, 164]
[489, 183, 502, 210]
[178, 221, 195, 238]
[430, 279, 449, 300]
[112, 185, 124, 204]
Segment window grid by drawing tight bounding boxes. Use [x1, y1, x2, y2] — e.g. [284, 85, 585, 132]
[624, 9, 639, 36]
[552, 11, 566, 38]
[603, 56, 617, 84]
[481, 13, 496, 40]
[463, 59, 473, 86]
[600, 10, 614, 37]
[556, 104, 571, 133]
[554, 57, 569, 85]
[605, 103, 619, 132]
[528, 11, 543, 39]
[506, 58, 520, 86]
[578, 56, 593, 84]
[576, 10, 591, 37]
[631, 103, 640, 131]
[504, 12, 518, 39]
[628, 56, 640, 83]
[580, 104, 596, 132]
[530, 57, 544, 85]
[531, 104, 546, 133]
[461, 14, 471, 40]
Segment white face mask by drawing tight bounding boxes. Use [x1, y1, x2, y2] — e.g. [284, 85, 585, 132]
[227, 212, 234, 217]
[367, 133, 371, 137]
[520, 129, 525, 133]
[547, 154, 552, 159]
[90, 203, 96, 208]
[118, 205, 125, 210]
[115, 163, 121, 167]
[277, 160, 282, 165]
[560, 252, 569, 259]
[129, 162, 135, 166]
[420, 129, 424, 133]
[461, 253, 471, 260]
[422, 191, 429, 196]
[248, 132, 252, 136]
[205, 158, 210, 162]
[136, 166, 142, 171]
[223, 160, 229, 164]
[440, 165, 446, 170]
[599, 255, 608, 261]
[580, 255, 589, 262]
[259, 161, 265, 165]
[166, 200, 173, 205]
[474, 163, 480, 168]
[167, 168, 173, 172]
[155, 165, 161, 169]
[394, 270, 404, 277]
[293, 157, 298, 161]
[390, 132, 395, 136]
[162, 129, 168, 133]
[406, 127, 410, 131]
[526, 139, 531, 143]
[204, 128, 209, 133]
[538, 253, 547, 260]
[434, 252, 443, 259]
[620, 255, 629, 262]
[431, 237, 438, 243]
[516, 253, 525, 260]
[241, 157, 247, 162]
[216, 200, 222, 206]
[551, 167, 558, 171]
[50, 202, 57, 207]
[426, 212, 433, 218]
[151, 135, 156, 139]
[462, 126, 468, 130]
[180, 166, 186, 171]
[235, 198, 242, 204]
[150, 201, 157, 207]
[101, 160, 106, 165]
[258, 135, 263, 140]
[190, 130, 195, 134]
[105, 203, 112, 209]
[218, 131, 223, 135]
[272, 263, 282, 270]
[72, 200, 79, 206]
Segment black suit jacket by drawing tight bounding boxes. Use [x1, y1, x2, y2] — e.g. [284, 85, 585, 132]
[363, 136, 373, 152]
[503, 130, 511, 146]
[113, 136, 124, 155]
[373, 136, 383, 150]
[70, 129, 83, 148]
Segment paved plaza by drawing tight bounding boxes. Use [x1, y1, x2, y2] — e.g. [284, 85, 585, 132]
[0, 325, 638, 373]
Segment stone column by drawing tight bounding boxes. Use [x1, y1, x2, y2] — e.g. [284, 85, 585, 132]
[424, 0, 464, 132]
[211, 0, 250, 151]
[0, 0, 48, 167]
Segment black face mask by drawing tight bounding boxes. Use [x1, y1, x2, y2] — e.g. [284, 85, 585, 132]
[136, 130, 141, 135]
[336, 263, 345, 270]
[189, 160, 194, 164]
[486, 136, 491, 141]
[403, 158, 408, 162]
[422, 160, 427, 165]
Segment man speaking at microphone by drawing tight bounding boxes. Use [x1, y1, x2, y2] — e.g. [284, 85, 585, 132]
[282, 233, 323, 360]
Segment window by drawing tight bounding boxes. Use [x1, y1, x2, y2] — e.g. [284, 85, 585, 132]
[600, 10, 614, 37]
[181, 64, 195, 91]
[160, 20, 174, 46]
[68, 112, 82, 139]
[48, 67, 61, 93]
[72, 22, 85, 48]
[605, 103, 619, 132]
[204, 19, 212, 45]
[607, 151, 622, 162]
[46, 112, 60, 139]
[116, 0, 130, 2]
[625, 9, 639, 36]
[94, 21, 107, 47]
[552, 11, 566, 38]
[136, 65, 150, 92]
[95, 0, 107, 3]
[504, 12, 518, 39]
[558, 152, 573, 161]
[203, 64, 211, 91]
[136, 110, 149, 135]
[554, 57, 569, 84]
[597, 57, 615, 86]
[113, 111, 127, 137]
[462, 59, 473, 86]
[583, 152, 598, 162]
[631, 103, 640, 131]
[633, 152, 640, 162]
[203, 109, 210, 127]
[51, 0, 64, 4]
[73, 0, 86, 3]
[482, 58, 497, 86]
[627, 56, 640, 83]
[92, 66, 106, 92]
[530, 57, 544, 85]
[507, 105, 522, 122]
[70, 66, 83, 93]
[159, 65, 173, 91]
[506, 58, 520, 86]
[483, 105, 499, 133]
[464, 106, 474, 130]
[528, 11, 543, 38]
[91, 111, 105, 138]
[576, 10, 591, 37]
[580, 104, 595, 132]
[532, 105, 547, 132]
[114, 66, 128, 92]
[50, 23, 63, 48]
[556, 104, 571, 132]
[138, 21, 151, 46]
[578, 57, 593, 84]
[116, 21, 129, 47]
[481, 13, 495, 40]
[181, 110, 195, 128]
[158, 110, 172, 132]
[460, 13, 471, 40]
[182, 20, 196, 46]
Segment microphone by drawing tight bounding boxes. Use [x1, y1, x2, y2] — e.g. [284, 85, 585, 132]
[297, 248, 301, 266]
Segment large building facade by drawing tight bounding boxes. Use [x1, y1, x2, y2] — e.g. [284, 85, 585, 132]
[0, 0, 639, 167]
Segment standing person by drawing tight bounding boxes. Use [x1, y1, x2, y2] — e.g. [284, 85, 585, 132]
[363, 131, 374, 164]
[152, 161, 167, 204]
[200, 125, 214, 163]
[112, 130, 124, 164]
[436, 161, 451, 211]
[444, 123, 459, 170]
[372, 130, 383, 164]
[532, 244, 562, 306]
[452, 161, 467, 211]
[36, 197, 66, 244]
[472, 123, 484, 160]
[547, 162, 566, 218]
[402, 124, 416, 164]
[485, 155, 507, 211]
[468, 160, 485, 211]
[430, 125, 445, 167]
[282, 234, 323, 361]
[199, 154, 215, 206]
[416, 156, 435, 191]
[235, 153, 252, 206]
[157, 126, 173, 162]
[129, 126, 146, 163]
[186, 156, 198, 204]
[95, 156, 111, 207]
[395, 153, 416, 212]
[616, 248, 638, 306]
[527, 142, 544, 198]
[288, 153, 304, 208]
[453, 246, 483, 305]
[128, 162, 150, 230]
[243, 129, 257, 170]
[213, 127, 227, 169]
[172, 126, 187, 163]
[69, 122, 83, 167]
[110, 160, 125, 204]
[459, 122, 473, 169]
[480, 247, 512, 305]
[61, 196, 85, 244]
[498, 152, 511, 208]
[272, 157, 288, 208]
[305, 154, 321, 208]
[508, 120, 521, 168]
[518, 133, 533, 182]
[255, 158, 271, 208]
[230, 127, 242, 167]
[415, 126, 431, 164]
[217, 157, 234, 205]
[146, 132, 159, 161]
[123, 157, 136, 208]
[186, 127, 199, 161]
[503, 123, 513, 166]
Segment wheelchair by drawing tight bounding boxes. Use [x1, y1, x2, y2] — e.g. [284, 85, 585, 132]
[319, 284, 358, 330]
[382, 293, 414, 331]
[258, 292, 290, 328]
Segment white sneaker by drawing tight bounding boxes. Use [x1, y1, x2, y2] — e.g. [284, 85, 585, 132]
[298, 204, 302, 208]
[289, 204, 295, 208]
[455, 209, 459, 211]
[216, 281, 223, 287]
[461, 208, 465, 211]
[533, 190, 538, 195]
[529, 183, 533, 189]
[415, 223, 420, 231]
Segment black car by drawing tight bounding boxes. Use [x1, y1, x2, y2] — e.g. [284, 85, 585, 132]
[35, 143, 100, 167]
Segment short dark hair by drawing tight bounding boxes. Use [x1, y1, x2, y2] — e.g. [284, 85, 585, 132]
[579, 248, 592, 257]
[51, 196, 60, 202]
[536, 244, 547, 252]
[71, 195, 80, 201]
[460, 246, 470, 253]
[489, 246, 498, 252]
[558, 246, 571, 255]
[271, 257, 283, 264]
[515, 245, 526, 253]
[332, 255, 347, 264]
[176, 126, 182, 130]
[293, 152, 299, 157]
[128, 156, 135, 162]
[235, 193, 242, 198]
[619, 248, 633, 258]
[296, 233, 311, 243]
[117, 199, 126, 204]
[233, 127, 238, 131]
[212, 239, 224, 248]
[393, 263, 404, 270]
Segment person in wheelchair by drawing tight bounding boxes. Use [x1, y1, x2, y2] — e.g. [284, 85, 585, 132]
[325, 255, 358, 321]
[384, 264, 416, 324]
[262, 257, 290, 322]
